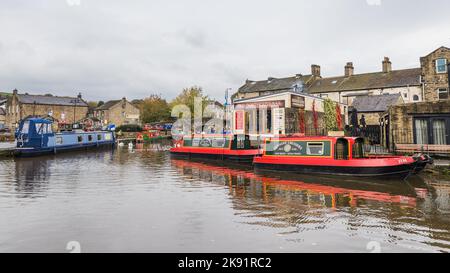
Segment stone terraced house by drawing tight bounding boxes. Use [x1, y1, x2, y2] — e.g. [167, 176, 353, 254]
[232, 46, 450, 152]
[94, 97, 140, 127]
[4, 89, 88, 130]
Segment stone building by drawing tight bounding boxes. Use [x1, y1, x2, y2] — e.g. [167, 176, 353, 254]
[233, 58, 423, 106]
[307, 59, 423, 105]
[381, 47, 450, 150]
[232, 66, 319, 101]
[351, 94, 404, 126]
[0, 108, 5, 129]
[420, 46, 450, 101]
[94, 97, 140, 127]
[4, 89, 88, 130]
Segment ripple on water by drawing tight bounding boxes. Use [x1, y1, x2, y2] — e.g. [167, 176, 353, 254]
[0, 148, 450, 252]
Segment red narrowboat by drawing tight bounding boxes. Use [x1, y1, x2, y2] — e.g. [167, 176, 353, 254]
[253, 136, 432, 179]
[170, 134, 261, 163]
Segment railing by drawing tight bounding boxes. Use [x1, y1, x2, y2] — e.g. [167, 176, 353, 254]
[392, 128, 450, 155]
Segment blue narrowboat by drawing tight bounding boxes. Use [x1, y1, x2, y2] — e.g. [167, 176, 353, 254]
[15, 118, 115, 156]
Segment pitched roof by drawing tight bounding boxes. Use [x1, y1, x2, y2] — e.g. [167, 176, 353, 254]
[95, 100, 121, 110]
[237, 74, 315, 93]
[308, 68, 422, 94]
[17, 94, 88, 107]
[351, 94, 403, 113]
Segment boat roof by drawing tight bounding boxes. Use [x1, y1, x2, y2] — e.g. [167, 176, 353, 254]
[23, 118, 53, 124]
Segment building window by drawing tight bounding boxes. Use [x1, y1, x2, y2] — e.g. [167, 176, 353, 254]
[415, 119, 429, 144]
[438, 88, 449, 100]
[413, 95, 419, 101]
[414, 117, 449, 145]
[432, 120, 447, 145]
[436, 58, 447, 73]
[403, 93, 408, 98]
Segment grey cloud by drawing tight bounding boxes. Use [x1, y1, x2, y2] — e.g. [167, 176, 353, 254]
[0, 0, 449, 102]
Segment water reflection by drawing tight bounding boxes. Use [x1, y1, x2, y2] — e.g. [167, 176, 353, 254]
[0, 147, 449, 252]
[170, 158, 450, 251]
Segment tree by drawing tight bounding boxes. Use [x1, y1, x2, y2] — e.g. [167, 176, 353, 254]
[170, 86, 209, 115]
[323, 98, 338, 132]
[97, 101, 105, 107]
[87, 101, 98, 109]
[140, 94, 171, 123]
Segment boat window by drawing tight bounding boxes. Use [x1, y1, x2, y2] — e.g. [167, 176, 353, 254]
[97, 134, 102, 141]
[35, 123, 43, 134]
[56, 137, 63, 145]
[21, 121, 30, 134]
[307, 142, 324, 155]
[78, 135, 83, 143]
[335, 138, 349, 160]
[352, 138, 365, 158]
[47, 124, 53, 134]
[88, 135, 93, 142]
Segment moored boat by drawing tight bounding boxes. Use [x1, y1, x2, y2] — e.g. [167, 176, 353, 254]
[253, 136, 432, 179]
[15, 118, 115, 156]
[170, 134, 261, 163]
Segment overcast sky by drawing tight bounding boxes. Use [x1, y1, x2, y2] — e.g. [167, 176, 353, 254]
[0, 0, 449, 102]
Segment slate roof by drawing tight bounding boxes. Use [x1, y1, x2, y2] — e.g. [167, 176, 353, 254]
[237, 75, 315, 93]
[308, 68, 422, 94]
[351, 94, 403, 113]
[17, 94, 88, 107]
[95, 100, 121, 110]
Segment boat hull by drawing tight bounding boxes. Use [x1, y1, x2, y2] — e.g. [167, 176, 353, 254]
[170, 146, 260, 164]
[15, 141, 115, 157]
[170, 150, 257, 164]
[253, 162, 416, 179]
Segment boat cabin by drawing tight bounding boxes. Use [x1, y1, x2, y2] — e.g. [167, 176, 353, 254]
[263, 136, 366, 160]
[179, 134, 256, 150]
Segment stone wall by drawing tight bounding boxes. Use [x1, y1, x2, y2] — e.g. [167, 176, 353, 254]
[5, 94, 88, 130]
[388, 100, 450, 145]
[98, 100, 140, 126]
[358, 112, 381, 126]
[420, 47, 450, 101]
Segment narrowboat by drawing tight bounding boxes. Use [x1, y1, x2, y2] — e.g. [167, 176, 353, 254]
[253, 136, 432, 179]
[15, 118, 115, 156]
[170, 134, 261, 163]
[136, 130, 171, 143]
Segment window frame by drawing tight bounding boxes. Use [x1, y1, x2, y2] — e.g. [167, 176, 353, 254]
[436, 58, 447, 74]
[437, 88, 449, 100]
[306, 142, 325, 156]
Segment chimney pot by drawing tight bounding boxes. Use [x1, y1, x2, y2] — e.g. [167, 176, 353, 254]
[382, 57, 392, 73]
[311, 64, 321, 77]
[77, 92, 82, 99]
[345, 62, 354, 77]
[12, 89, 18, 95]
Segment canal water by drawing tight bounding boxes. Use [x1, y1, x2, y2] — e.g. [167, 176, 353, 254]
[0, 144, 449, 253]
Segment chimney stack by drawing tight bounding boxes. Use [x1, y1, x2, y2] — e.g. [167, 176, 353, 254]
[12, 89, 18, 96]
[345, 62, 354, 77]
[77, 92, 82, 99]
[311, 64, 321, 77]
[382, 57, 392, 73]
